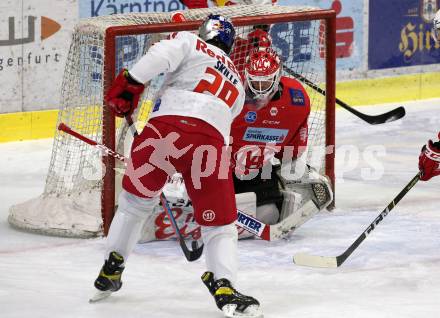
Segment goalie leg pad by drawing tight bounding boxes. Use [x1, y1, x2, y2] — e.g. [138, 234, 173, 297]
[277, 164, 333, 229]
[256, 203, 279, 225]
[278, 163, 333, 211]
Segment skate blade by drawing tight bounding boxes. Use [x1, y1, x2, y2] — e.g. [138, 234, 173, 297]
[222, 304, 264, 318]
[89, 290, 112, 303]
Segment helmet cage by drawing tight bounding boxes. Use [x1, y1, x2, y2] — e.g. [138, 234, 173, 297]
[245, 71, 280, 100]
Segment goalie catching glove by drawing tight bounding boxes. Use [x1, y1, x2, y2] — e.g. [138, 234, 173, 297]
[104, 69, 145, 117]
[419, 132, 440, 181]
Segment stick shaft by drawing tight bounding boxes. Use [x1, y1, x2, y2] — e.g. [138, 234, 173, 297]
[293, 172, 421, 268]
[339, 172, 421, 262]
[283, 67, 405, 124]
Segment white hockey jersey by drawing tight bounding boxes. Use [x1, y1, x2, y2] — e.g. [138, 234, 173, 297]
[129, 31, 245, 144]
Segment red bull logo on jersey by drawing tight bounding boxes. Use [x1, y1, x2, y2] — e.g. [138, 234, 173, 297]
[243, 127, 288, 143]
[196, 39, 239, 76]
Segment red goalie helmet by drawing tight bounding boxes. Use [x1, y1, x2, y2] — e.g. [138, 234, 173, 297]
[244, 47, 282, 109]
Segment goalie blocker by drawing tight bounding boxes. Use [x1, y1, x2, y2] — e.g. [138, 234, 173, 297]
[138, 161, 333, 242]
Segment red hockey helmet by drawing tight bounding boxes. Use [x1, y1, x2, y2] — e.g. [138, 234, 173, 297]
[244, 47, 282, 109]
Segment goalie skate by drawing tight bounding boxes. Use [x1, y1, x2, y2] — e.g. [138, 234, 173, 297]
[202, 272, 263, 318]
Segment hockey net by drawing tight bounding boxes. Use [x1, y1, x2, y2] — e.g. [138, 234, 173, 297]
[8, 5, 336, 238]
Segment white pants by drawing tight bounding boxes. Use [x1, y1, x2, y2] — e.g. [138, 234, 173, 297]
[106, 190, 238, 285]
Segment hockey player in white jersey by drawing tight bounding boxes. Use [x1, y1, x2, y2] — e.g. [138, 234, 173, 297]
[92, 14, 263, 318]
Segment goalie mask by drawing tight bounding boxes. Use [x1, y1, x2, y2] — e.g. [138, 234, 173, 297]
[244, 47, 282, 110]
[199, 14, 235, 54]
[432, 10, 440, 42]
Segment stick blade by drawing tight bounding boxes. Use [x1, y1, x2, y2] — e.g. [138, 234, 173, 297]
[384, 106, 406, 122]
[181, 240, 204, 262]
[293, 253, 339, 268]
[369, 106, 406, 125]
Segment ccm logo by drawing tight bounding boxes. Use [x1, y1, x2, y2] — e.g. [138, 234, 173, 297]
[262, 120, 280, 125]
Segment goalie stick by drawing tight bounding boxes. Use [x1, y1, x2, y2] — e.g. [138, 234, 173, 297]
[58, 121, 204, 262]
[293, 172, 421, 268]
[283, 67, 406, 125]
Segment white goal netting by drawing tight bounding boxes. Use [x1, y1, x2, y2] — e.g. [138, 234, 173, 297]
[9, 5, 334, 238]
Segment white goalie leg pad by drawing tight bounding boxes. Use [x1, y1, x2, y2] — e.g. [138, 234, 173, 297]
[201, 223, 238, 285]
[290, 167, 333, 210]
[279, 190, 303, 221]
[256, 203, 279, 225]
[106, 190, 159, 261]
[236, 192, 257, 239]
[279, 161, 333, 210]
[278, 162, 333, 228]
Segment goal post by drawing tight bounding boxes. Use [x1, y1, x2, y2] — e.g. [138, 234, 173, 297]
[8, 5, 336, 238]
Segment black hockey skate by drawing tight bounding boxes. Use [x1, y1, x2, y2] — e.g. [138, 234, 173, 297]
[201, 271, 263, 318]
[90, 251, 125, 303]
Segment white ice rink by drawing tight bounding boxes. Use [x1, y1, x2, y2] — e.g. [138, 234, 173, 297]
[1, 100, 439, 318]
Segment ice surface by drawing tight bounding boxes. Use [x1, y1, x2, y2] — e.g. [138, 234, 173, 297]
[1, 100, 439, 318]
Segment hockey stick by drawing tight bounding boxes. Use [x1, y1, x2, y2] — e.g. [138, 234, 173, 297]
[293, 172, 421, 268]
[57, 121, 204, 262]
[283, 67, 406, 125]
[159, 193, 204, 261]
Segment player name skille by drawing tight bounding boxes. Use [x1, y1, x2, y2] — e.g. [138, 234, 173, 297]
[214, 61, 239, 85]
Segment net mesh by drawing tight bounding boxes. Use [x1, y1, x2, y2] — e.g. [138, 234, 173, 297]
[8, 5, 332, 238]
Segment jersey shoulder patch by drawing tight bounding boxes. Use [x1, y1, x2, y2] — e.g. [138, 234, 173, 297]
[288, 88, 306, 106]
[280, 76, 308, 107]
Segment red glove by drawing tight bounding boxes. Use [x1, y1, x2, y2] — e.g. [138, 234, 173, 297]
[104, 69, 144, 117]
[418, 132, 440, 181]
[179, 0, 208, 8]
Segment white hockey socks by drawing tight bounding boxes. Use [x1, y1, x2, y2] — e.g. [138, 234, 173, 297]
[105, 190, 158, 261]
[201, 223, 238, 285]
